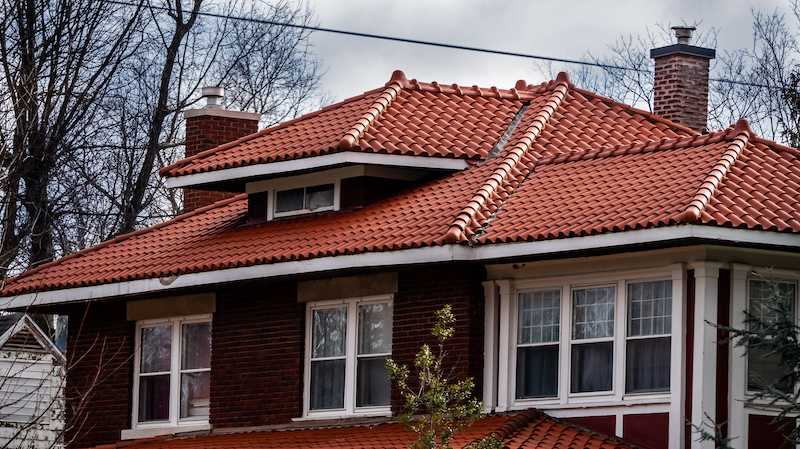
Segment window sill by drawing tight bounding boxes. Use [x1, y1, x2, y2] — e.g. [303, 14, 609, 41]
[293, 409, 392, 422]
[121, 423, 211, 440]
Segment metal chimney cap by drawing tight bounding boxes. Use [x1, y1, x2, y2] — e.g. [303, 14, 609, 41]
[672, 26, 696, 45]
[201, 86, 225, 109]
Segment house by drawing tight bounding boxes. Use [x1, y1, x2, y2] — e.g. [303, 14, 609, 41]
[1, 28, 799, 449]
[0, 313, 65, 449]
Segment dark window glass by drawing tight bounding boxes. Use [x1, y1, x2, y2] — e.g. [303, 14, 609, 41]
[748, 280, 796, 392]
[306, 184, 334, 210]
[275, 188, 304, 213]
[138, 375, 170, 421]
[626, 337, 670, 393]
[571, 341, 613, 393]
[310, 359, 346, 410]
[516, 345, 559, 398]
[356, 356, 391, 407]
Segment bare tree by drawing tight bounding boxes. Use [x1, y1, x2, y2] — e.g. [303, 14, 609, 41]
[0, 0, 326, 278]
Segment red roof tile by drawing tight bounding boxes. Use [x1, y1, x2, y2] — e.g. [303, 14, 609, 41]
[2, 73, 799, 297]
[85, 410, 637, 449]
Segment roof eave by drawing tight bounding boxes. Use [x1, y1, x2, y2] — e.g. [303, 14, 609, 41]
[165, 152, 471, 189]
[5, 225, 799, 309]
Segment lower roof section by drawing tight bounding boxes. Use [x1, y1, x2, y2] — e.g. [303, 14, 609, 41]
[90, 410, 636, 449]
[6, 225, 799, 309]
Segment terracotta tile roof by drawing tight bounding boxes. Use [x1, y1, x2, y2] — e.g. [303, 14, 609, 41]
[2, 72, 799, 297]
[87, 410, 636, 449]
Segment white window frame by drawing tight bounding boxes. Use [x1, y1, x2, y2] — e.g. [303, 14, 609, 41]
[500, 267, 681, 411]
[302, 295, 393, 419]
[272, 181, 340, 218]
[131, 314, 212, 430]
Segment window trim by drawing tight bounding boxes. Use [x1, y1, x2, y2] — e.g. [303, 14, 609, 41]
[302, 295, 393, 419]
[131, 314, 212, 430]
[272, 181, 339, 218]
[502, 268, 680, 410]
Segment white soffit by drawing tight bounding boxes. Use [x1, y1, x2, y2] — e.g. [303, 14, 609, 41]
[5, 225, 800, 309]
[165, 152, 470, 189]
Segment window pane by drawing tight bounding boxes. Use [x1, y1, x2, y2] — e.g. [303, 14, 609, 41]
[356, 356, 391, 407]
[571, 341, 613, 393]
[275, 188, 304, 213]
[626, 337, 670, 393]
[306, 184, 334, 210]
[138, 375, 170, 422]
[182, 322, 212, 370]
[358, 303, 392, 355]
[180, 371, 210, 419]
[628, 281, 672, 337]
[518, 290, 560, 345]
[141, 325, 172, 373]
[312, 307, 347, 358]
[310, 359, 345, 410]
[748, 346, 793, 392]
[516, 345, 558, 398]
[748, 280, 796, 392]
[572, 287, 615, 340]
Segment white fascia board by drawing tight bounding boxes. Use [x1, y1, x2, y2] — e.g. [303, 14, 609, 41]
[165, 152, 470, 189]
[6, 225, 799, 309]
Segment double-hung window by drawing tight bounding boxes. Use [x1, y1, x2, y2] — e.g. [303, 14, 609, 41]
[305, 297, 392, 416]
[513, 278, 673, 403]
[747, 279, 797, 393]
[134, 315, 211, 427]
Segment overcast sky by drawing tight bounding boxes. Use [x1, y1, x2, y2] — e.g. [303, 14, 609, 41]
[307, 0, 789, 102]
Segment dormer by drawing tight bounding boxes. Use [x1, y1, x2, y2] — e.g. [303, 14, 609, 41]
[165, 71, 539, 218]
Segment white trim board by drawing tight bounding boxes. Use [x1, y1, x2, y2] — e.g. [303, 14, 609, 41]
[5, 225, 800, 309]
[165, 152, 470, 189]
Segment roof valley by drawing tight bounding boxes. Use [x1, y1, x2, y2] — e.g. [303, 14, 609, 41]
[443, 73, 571, 244]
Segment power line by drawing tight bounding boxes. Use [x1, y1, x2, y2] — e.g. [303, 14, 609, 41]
[109, 0, 784, 91]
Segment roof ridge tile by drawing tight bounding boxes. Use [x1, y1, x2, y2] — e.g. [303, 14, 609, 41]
[338, 80, 403, 149]
[443, 75, 570, 244]
[682, 119, 752, 223]
[160, 89, 382, 177]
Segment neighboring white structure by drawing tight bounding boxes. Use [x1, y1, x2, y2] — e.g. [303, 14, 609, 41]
[0, 314, 64, 449]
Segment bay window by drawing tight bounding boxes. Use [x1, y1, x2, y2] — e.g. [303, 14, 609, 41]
[511, 276, 674, 404]
[134, 315, 211, 427]
[305, 297, 392, 416]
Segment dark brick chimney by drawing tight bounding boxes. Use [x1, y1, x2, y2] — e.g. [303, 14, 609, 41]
[183, 87, 261, 212]
[650, 27, 716, 133]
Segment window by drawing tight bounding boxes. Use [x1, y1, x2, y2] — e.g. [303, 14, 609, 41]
[305, 298, 392, 416]
[747, 279, 797, 392]
[275, 184, 334, 215]
[134, 316, 211, 427]
[513, 279, 672, 402]
[626, 280, 671, 393]
[516, 290, 560, 398]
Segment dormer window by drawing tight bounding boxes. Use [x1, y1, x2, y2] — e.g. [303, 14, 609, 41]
[275, 184, 335, 215]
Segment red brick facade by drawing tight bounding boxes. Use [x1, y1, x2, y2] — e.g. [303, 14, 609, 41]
[210, 281, 304, 427]
[64, 300, 134, 449]
[60, 263, 486, 447]
[652, 52, 712, 134]
[183, 113, 259, 213]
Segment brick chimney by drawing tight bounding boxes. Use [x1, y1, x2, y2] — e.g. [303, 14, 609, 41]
[183, 87, 261, 212]
[650, 27, 716, 133]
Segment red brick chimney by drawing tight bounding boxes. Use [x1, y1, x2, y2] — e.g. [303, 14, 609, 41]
[650, 27, 716, 133]
[183, 87, 261, 212]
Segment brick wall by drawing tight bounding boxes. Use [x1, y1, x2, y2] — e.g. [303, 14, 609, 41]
[392, 263, 486, 412]
[63, 301, 133, 449]
[183, 113, 259, 213]
[210, 281, 304, 428]
[652, 52, 711, 134]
